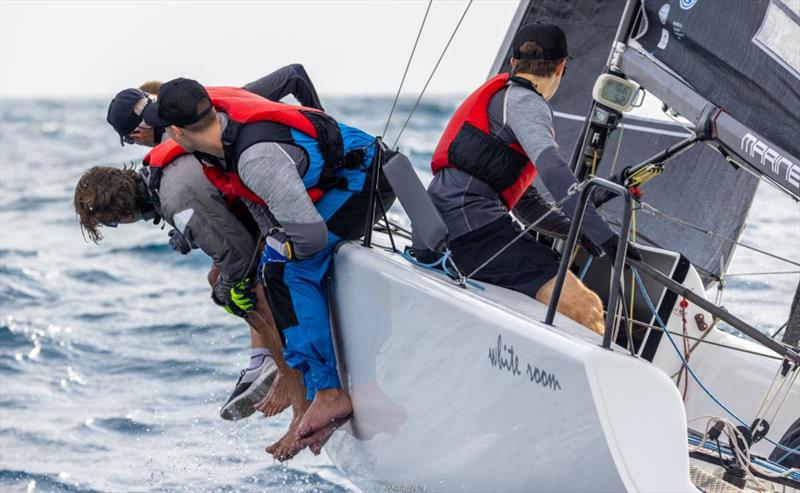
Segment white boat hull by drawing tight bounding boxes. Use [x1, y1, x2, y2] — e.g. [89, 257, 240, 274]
[325, 235, 697, 492]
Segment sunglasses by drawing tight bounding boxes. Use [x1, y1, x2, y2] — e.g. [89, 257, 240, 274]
[122, 123, 153, 145]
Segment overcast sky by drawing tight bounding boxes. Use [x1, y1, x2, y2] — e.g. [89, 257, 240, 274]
[0, 0, 520, 98]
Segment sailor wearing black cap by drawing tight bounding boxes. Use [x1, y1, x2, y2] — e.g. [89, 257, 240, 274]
[106, 87, 160, 146]
[95, 66, 328, 429]
[142, 77, 395, 460]
[106, 64, 324, 148]
[425, 22, 637, 335]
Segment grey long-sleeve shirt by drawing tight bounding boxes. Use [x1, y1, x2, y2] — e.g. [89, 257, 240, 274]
[157, 155, 258, 283]
[237, 140, 328, 259]
[199, 113, 326, 261]
[428, 80, 615, 247]
[153, 64, 324, 300]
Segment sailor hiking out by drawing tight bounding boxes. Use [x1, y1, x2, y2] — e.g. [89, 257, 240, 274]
[74, 65, 330, 460]
[142, 77, 395, 458]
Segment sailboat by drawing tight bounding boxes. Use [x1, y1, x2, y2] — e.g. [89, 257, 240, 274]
[321, 1, 800, 491]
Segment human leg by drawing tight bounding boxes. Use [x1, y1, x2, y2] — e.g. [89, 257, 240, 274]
[261, 241, 350, 457]
[268, 138, 391, 453]
[208, 264, 269, 358]
[216, 277, 286, 421]
[210, 265, 272, 420]
[248, 285, 300, 417]
[449, 216, 605, 335]
[248, 284, 311, 462]
[535, 272, 605, 335]
[449, 217, 561, 298]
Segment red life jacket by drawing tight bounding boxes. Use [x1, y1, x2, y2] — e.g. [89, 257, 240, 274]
[431, 73, 537, 209]
[142, 86, 328, 205]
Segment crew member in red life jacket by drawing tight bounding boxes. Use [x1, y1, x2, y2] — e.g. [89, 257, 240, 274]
[425, 23, 640, 335]
[78, 66, 323, 440]
[142, 78, 395, 459]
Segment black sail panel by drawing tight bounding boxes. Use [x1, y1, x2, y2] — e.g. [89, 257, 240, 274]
[493, 0, 762, 284]
[637, 0, 800, 164]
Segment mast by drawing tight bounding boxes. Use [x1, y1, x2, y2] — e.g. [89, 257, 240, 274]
[488, 0, 531, 78]
[785, 282, 800, 348]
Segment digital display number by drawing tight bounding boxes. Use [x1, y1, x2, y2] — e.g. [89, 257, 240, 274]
[592, 74, 640, 112]
[601, 79, 633, 106]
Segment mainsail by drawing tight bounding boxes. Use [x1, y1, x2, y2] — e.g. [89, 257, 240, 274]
[491, 0, 799, 285]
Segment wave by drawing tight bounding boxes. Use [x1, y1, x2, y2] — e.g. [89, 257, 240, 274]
[0, 469, 105, 493]
[64, 269, 121, 285]
[137, 322, 222, 336]
[0, 324, 31, 348]
[1, 195, 65, 212]
[103, 358, 218, 380]
[106, 243, 173, 256]
[0, 361, 23, 376]
[0, 249, 38, 259]
[0, 265, 52, 303]
[89, 417, 159, 435]
[242, 465, 351, 493]
[73, 312, 117, 323]
[0, 429, 110, 454]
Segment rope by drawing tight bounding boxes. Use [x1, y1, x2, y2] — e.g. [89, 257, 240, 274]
[381, 0, 433, 138]
[726, 270, 800, 277]
[688, 416, 800, 484]
[609, 313, 785, 361]
[677, 298, 691, 400]
[578, 256, 593, 281]
[401, 248, 484, 290]
[466, 192, 576, 281]
[671, 314, 717, 381]
[608, 123, 626, 176]
[638, 202, 800, 267]
[777, 447, 799, 468]
[631, 267, 800, 458]
[628, 207, 636, 348]
[772, 321, 788, 339]
[762, 365, 799, 438]
[392, 0, 474, 148]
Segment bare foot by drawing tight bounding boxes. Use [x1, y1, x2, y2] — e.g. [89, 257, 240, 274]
[300, 415, 350, 455]
[266, 411, 307, 462]
[296, 388, 352, 439]
[254, 371, 291, 417]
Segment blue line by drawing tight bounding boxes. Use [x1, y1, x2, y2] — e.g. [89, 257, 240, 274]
[401, 249, 484, 290]
[631, 268, 799, 459]
[579, 256, 594, 281]
[687, 436, 800, 480]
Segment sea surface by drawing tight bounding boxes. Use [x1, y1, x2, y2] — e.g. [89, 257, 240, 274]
[1, 96, 798, 493]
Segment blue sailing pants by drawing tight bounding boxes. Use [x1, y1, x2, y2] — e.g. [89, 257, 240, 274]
[261, 124, 394, 400]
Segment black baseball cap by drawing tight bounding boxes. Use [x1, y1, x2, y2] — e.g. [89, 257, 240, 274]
[143, 78, 213, 128]
[107, 88, 149, 145]
[512, 23, 570, 61]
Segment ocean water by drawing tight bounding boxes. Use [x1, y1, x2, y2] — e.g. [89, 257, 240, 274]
[0, 96, 798, 493]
